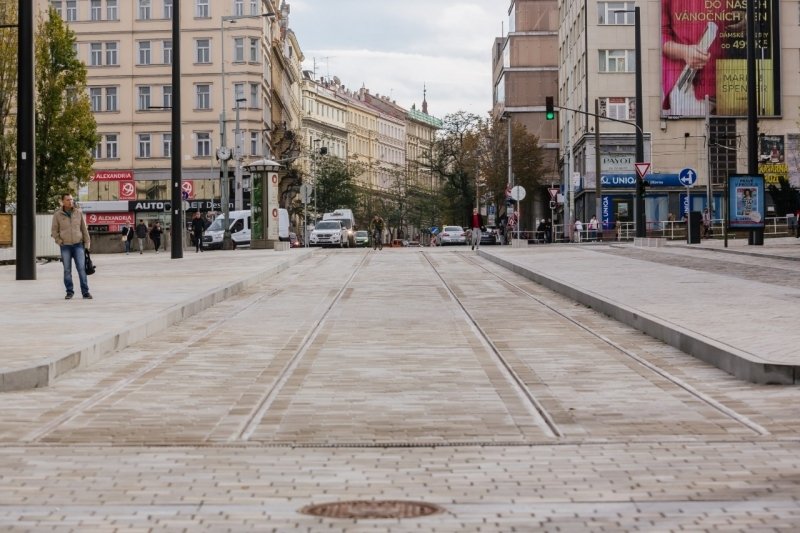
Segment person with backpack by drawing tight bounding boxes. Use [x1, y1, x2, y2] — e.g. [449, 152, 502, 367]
[135, 219, 148, 254]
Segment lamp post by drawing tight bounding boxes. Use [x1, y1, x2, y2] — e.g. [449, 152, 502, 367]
[219, 12, 274, 249]
[234, 96, 247, 210]
[633, 6, 645, 238]
[170, 0, 182, 258]
[16, 0, 35, 279]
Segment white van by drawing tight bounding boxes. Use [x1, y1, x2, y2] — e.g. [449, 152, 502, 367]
[203, 208, 289, 249]
[322, 209, 356, 246]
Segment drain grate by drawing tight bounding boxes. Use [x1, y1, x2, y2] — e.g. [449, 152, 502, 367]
[300, 500, 444, 519]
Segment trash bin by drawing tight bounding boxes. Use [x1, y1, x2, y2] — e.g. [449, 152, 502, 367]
[688, 211, 702, 244]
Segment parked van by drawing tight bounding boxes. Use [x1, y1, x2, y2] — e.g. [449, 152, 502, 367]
[322, 209, 356, 246]
[203, 208, 289, 249]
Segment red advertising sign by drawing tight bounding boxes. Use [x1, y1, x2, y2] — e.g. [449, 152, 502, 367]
[93, 170, 134, 181]
[119, 181, 136, 200]
[181, 180, 194, 199]
[85, 212, 134, 232]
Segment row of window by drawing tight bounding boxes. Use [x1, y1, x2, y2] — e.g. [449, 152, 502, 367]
[84, 37, 260, 67]
[93, 131, 263, 160]
[51, 0, 262, 22]
[90, 82, 261, 112]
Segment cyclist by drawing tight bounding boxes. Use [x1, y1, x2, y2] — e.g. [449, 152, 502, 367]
[370, 215, 384, 250]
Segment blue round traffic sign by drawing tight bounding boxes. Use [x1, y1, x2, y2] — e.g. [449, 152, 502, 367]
[678, 168, 697, 186]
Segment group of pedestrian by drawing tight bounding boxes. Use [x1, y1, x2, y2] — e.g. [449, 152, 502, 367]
[120, 219, 163, 254]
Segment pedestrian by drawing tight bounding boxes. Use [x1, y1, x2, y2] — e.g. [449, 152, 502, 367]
[544, 219, 552, 243]
[536, 219, 546, 243]
[470, 207, 483, 250]
[121, 224, 132, 254]
[702, 208, 712, 238]
[50, 193, 92, 300]
[588, 216, 598, 241]
[135, 219, 148, 253]
[149, 221, 163, 253]
[573, 218, 583, 243]
[191, 212, 205, 253]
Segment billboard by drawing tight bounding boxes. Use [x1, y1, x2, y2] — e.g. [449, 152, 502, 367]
[757, 134, 787, 186]
[661, 0, 780, 117]
[728, 175, 765, 229]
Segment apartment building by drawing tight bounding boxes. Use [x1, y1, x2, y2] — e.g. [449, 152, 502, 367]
[491, 0, 560, 226]
[559, 0, 800, 230]
[43, 0, 298, 231]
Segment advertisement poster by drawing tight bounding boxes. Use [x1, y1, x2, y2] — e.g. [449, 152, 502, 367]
[728, 175, 765, 229]
[757, 134, 787, 186]
[661, 0, 780, 117]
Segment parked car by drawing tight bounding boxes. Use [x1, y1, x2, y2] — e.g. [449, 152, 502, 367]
[289, 232, 302, 248]
[354, 230, 369, 247]
[479, 228, 497, 246]
[439, 225, 466, 245]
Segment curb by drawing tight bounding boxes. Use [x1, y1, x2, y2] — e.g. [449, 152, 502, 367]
[0, 251, 313, 392]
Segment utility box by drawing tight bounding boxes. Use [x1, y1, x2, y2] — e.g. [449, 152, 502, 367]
[687, 211, 702, 244]
[0, 213, 11, 246]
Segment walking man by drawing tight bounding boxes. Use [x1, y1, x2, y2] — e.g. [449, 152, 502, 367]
[135, 219, 148, 254]
[51, 193, 92, 300]
[191, 212, 205, 253]
[149, 221, 163, 253]
[470, 207, 483, 250]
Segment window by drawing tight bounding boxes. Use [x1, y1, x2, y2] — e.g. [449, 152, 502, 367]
[163, 0, 173, 19]
[106, 42, 118, 65]
[91, 0, 102, 20]
[250, 131, 259, 156]
[598, 97, 635, 120]
[234, 83, 244, 103]
[138, 0, 151, 20]
[249, 83, 259, 108]
[196, 132, 211, 156]
[196, 39, 210, 63]
[138, 86, 151, 110]
[249, 38, 259, 62]
[234, 38, 244, 62]
[106, 87, 117, 111]
[162, 40, 172, 64]
[92, 141, 101, 159]
[195, 0, 209, 18]
[50, 1, 62, 17]
[107, 0, 118, 20]
[162, 85, 172, 109]
[138, 134, 151, 158]
[105, 134, 118, 159]
[249, 0, 259, 15]
[234, 0, 244, 16]
[66, 0, 77, 21]
[599, 49, 635, 72]
[196, 84, 210, 109]
[162, 133, 172, 157]
[598, 2, 634, 25]
[90, 43, 103, 66]
[138, 41, 151, 65]
[90, 88, 102, 111]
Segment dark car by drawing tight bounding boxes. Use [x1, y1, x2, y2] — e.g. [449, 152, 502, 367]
[479, 228, 497, 246]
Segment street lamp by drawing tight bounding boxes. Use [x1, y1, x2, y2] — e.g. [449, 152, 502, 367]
[234, 96, 247, 211]
[219, 11, 274, 249]
[500, 112, 513, 244]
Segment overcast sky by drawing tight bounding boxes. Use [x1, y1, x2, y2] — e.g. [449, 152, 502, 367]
[287, 0, 508, 120]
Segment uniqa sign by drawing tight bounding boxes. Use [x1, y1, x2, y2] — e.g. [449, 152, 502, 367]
[600, 174, 637, 187]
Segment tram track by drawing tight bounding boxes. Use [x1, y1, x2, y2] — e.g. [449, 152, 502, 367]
[459, 253, 769, 437]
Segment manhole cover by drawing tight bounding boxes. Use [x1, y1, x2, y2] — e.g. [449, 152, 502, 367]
[300, 500, 444, 519]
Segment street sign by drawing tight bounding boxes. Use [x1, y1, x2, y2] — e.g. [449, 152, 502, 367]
[299, 184, 312, 204]
[548, 187, 559, 200]
[634, 162, 651, 178]
[678, 167, 698, 186]
[510, 185, 526, 202]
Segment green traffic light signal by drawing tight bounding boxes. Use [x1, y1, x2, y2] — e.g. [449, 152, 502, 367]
[545, 96, 555, 120]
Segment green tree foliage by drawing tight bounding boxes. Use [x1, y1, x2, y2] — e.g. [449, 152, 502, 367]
[0, 2, 17, 212]
[313, 154, 361, 215]
[35, 8, 98, 212]
[766, 177, 800, 216]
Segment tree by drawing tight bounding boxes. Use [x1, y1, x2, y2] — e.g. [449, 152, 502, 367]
[313, 155, 361, 215]
[767, 177, 800, 216]
[0, 2, 17, 212]
[35, 8, 98, 212]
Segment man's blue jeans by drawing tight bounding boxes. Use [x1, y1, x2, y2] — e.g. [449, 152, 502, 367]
[60, 243, 90, 296]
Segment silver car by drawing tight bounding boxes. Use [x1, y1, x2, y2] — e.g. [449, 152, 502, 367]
[439, 225, 466, 245]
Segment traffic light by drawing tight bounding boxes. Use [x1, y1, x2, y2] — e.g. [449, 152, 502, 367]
[636, 177, 649, 197]
[545, 97, 555, 120]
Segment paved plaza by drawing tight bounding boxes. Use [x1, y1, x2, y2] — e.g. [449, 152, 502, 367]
[1, 239, 799, 531]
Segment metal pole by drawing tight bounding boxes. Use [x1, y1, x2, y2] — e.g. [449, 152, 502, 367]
[170, 0, 182, 259]
[16, 0, 35, 279]
[594, 99, 602, 237]
[745, 0, 762, 245]
[705, 95, 712, 218]
[634, 6, 646, 238]
[234, 98, 243, 210]
[506, 115, 512, 243]
[219, 18, 232, 249]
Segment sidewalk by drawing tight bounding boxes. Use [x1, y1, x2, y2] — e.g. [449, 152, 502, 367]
[0, 248, 312, 391]
[480, 237, 800, 384]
